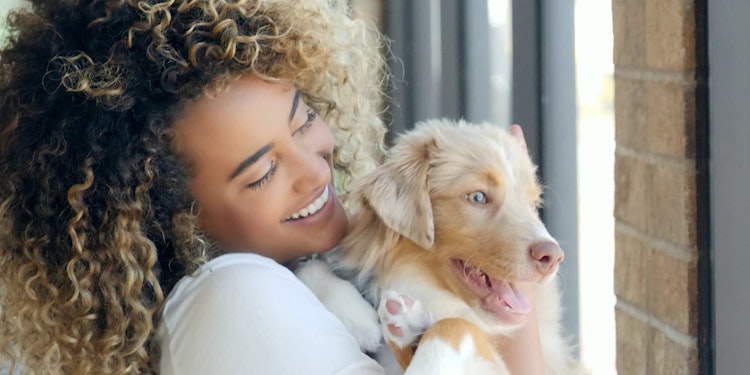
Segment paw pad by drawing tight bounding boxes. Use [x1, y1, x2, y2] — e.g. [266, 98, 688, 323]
[378, 290, 434, 348]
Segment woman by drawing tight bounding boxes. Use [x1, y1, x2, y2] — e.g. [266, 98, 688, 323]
[0, 0, 543, 373]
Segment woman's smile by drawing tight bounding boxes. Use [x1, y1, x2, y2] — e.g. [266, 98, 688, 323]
[285, 184, 331, 222]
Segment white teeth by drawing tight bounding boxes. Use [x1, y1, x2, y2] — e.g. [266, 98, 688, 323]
[482, 274, 492, 287]
[287, 185, 329, 221]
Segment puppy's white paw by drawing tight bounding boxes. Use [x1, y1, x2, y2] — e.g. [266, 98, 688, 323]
[378, 290, 434, 348]
[296, 260, 382, 352]
[328, 291, 382, 353]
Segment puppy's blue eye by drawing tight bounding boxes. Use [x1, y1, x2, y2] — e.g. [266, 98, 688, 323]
[466, 191, 488, 204]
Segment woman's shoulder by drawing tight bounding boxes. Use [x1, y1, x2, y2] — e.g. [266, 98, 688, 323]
[157, 252, 322, 367]
[156, 253, 384, 374]
[162, 253, 308, 315]
[194, 251, 291, 276]
[174, 252, 295, 287]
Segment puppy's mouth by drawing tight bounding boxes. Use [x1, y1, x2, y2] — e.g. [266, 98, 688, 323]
[450, 259, 530, 323]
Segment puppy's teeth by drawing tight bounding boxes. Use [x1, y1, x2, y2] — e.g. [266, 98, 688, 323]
[483, 274, 492, 288]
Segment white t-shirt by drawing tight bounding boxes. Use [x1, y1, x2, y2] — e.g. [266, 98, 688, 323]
[156, 252, 384, 375]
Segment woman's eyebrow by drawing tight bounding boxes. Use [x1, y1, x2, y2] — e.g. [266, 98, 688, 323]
[229, 143, 274, 181]
[288, 89, 301, 122]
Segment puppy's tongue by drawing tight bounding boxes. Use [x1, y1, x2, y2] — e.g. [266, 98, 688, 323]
[483, 280, 530, 316]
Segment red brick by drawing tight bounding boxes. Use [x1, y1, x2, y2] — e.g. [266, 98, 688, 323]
[613, 0, 646, 68]
[614, 153, 697, 248]
[645, 162, 697, 248]
[614, 77, 647, 150]
[616, 308, 649, 374]
[614, 154, 649, 233]
[649, 328, 698, 375]
[614, 229, 649, 309]
[645, 0, 696, 72]
[649, 250, 698, 336]
[645, 81, 696, 158]
[615, 78, 696, 158]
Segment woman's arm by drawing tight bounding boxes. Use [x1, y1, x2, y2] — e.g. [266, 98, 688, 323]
[500, 125, 547, 375]
[496, 282, 546, 375]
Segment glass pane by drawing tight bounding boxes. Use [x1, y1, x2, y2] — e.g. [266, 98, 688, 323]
[487, 0, 512, 127]
[575, 0, 616, 373]
[464, 0, 512, 127]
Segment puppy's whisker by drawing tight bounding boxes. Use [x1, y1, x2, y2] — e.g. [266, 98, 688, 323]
[476, 259, 490, 273]
[463, 253, 483, 269]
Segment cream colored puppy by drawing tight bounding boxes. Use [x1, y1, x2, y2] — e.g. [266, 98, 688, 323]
[303, 119, 584, 374]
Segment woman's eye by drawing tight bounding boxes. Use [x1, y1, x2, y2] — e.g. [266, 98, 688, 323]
[294, 108, 317, 136]
[247, 161, 277, 190]
[466, 191, 488, 204]
[306, 108, 316, 122]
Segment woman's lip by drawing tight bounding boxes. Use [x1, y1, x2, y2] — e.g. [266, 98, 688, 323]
[282, 184, 334, 224]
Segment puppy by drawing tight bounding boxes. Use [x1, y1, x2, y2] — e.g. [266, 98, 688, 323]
[301, 119, 583, 374]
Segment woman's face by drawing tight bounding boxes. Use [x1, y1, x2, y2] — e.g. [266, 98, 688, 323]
[173, 75, 348, 262]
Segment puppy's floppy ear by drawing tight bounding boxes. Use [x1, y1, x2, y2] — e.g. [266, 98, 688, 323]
[355, 130, 439, 249]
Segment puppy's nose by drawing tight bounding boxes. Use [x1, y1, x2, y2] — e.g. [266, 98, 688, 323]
[529, 241, 564, 276]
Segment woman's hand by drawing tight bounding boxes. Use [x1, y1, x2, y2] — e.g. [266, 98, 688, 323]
[501, 125, 546, 375]
[496, 282, 546, 375]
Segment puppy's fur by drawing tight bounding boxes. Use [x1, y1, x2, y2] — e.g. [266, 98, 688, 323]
[302, 120, 584, 374]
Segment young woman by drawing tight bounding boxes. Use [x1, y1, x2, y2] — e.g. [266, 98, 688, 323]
[0, 0, 544, 373]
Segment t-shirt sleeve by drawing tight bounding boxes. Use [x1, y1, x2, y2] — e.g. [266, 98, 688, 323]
[158, 260, 384, 375]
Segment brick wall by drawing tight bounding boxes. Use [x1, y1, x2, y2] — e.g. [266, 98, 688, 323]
[612, 0, 707, 373]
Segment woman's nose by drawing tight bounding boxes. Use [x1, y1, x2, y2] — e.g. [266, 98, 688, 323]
[291, 155, 330, 193]
[290, 125, 334, 193]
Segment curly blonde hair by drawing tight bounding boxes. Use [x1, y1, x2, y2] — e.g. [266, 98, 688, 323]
[0, 0, 388, 373]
